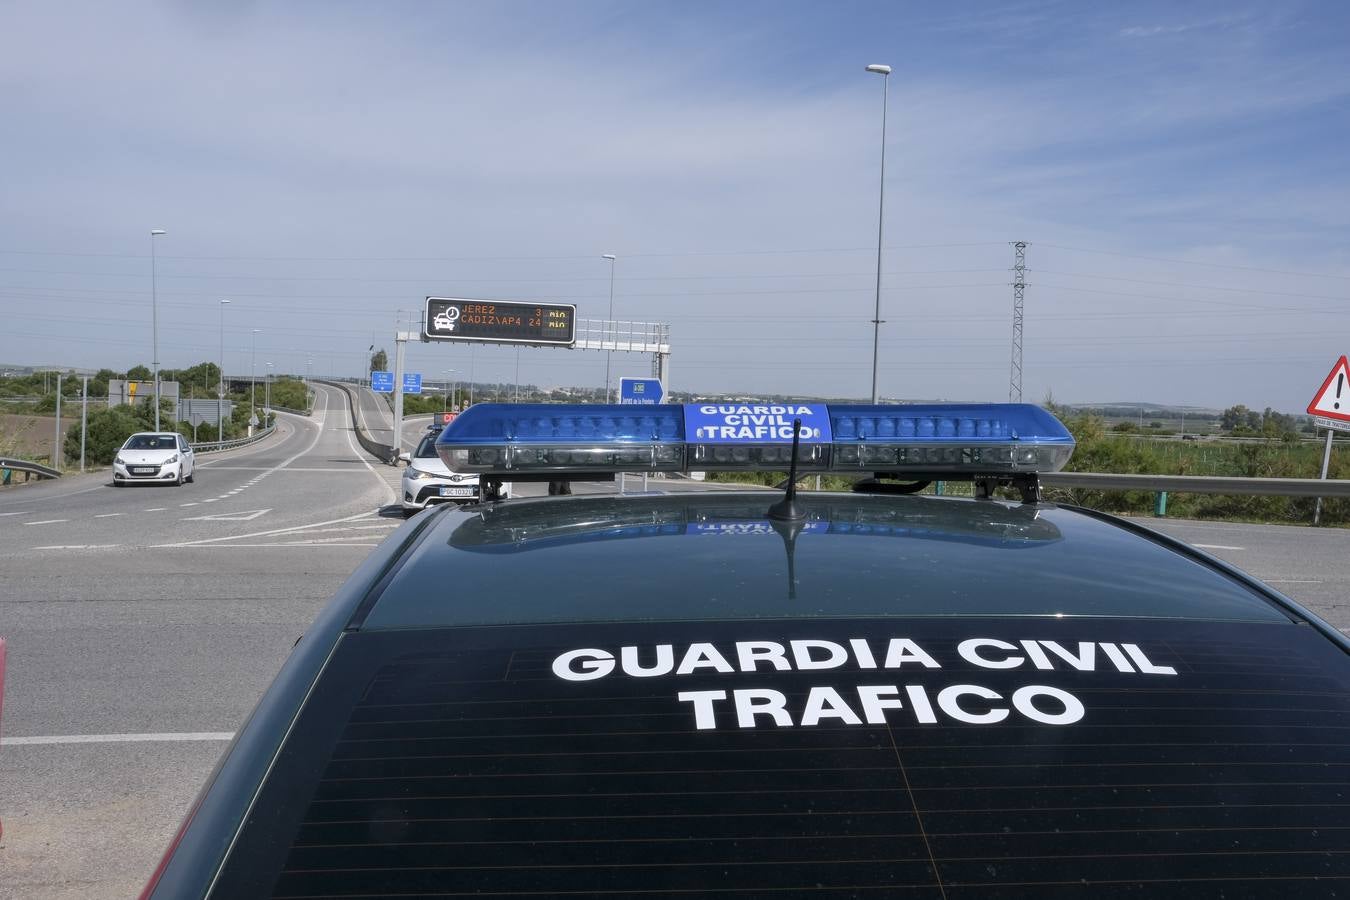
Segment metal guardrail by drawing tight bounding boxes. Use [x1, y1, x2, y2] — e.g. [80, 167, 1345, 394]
[0, 457, 62, 482]
[317, 380, 396, 464]
[1040, 472, 1350, 498]
[190, 424, 276, 454]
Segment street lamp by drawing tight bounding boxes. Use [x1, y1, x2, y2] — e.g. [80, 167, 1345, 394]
[265, 362, 273, 421]
[150, 229, 166, 429]
[250, 328, 261, 428]
[441, 369, 459, 411]
[602, 254, 617, 402]
[218, 299, 230, 440]
[865, 63, 890, 404]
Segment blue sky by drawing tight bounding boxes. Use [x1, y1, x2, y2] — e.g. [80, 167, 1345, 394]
[2, 1, 1349, 410]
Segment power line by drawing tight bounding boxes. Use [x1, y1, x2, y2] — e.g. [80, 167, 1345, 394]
[1039, 243, 1350, 281]
[0, 241, 1006, 263]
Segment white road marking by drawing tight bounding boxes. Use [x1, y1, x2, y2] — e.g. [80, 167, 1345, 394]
[33, 544, 120, 550]
[180, 502, 199, 506]
[0, 512, 23, 517]
[183, 508, 271, 522]
[1193, 544, 1244, 551]
[1, 731, 235, 747]
[1264, 579, 1324, 584]
[144, 507, 167, 512]
[24, 519, 68, 525]
[93, 513, 122, 518]
[195, 541, 380, 549]
[154, 508, 386, 547]
[203, 498, 218, 502]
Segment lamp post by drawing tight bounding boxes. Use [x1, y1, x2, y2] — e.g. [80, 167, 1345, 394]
[150, 229, 166, 429]
[250, 328, 260, 427]
[602, 254, 616, 402]
[441, 369, 459, 411]
[265, 362, 273, 421]
[865, 64, 890, 404]
[218, 299, 230, 440]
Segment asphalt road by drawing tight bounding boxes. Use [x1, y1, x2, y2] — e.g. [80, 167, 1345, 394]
[0, 383, 400, 899]
[1, 403, 1348, 897]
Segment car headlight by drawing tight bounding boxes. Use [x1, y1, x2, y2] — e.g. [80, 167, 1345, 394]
[166, 454, 179, 464]
[115, 455, 125, 466]
[405, 469, 435, 481]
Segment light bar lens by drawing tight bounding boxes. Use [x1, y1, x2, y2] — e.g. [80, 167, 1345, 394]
[437, 404, 686, 473]
[828, 403, 1074, 473]
[437, 402, 1074, 476]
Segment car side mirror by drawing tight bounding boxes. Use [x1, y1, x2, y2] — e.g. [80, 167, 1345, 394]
[399, 452, 411, 464]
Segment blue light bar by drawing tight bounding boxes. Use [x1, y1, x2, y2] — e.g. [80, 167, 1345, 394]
[828, 403, 1074, 473]
[436, 403, 687, 474]
[436, 402, 1074, 477]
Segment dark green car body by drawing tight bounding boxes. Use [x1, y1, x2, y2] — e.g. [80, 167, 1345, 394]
[145, 492, 1350, 898]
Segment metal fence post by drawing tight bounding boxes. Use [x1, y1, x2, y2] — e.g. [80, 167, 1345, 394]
[1314, 428, 1334, 526]
[1153, 491, 1168, 517]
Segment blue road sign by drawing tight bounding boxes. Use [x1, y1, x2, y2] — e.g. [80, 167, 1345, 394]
[403, 372, 423, 395]
[619, 377, 664, 405]
[371, 371, 394, 393]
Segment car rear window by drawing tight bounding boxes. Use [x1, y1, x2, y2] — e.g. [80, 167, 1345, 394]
[124, 434, 175, 450]
[213, 617, 1350, 897]
[414, 434, 440, 459]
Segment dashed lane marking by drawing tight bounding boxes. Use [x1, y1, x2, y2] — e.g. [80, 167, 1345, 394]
[24, 519, 68, 525]
[93, 513, 122, 518]
[1, 731, 235, 747]
[0, 512, 22, 517]
[181, 502, 199, 506]
[33, 544, 120, 550]
[1193, 544, 1244, 551]
[144, 507, 167, 512]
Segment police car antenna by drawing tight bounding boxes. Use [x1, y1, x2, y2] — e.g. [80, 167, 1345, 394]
[767, 419, 807, 522]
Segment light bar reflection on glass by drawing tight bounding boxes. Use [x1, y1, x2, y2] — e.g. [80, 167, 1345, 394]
[436, 402, 1074, 476]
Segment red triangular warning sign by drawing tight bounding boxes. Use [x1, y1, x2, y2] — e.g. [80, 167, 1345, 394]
[1308, 356, 1350, 422]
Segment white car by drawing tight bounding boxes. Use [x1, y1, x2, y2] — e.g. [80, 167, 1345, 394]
[431, 307, 460, 331]
[113, 432, 195, 487]
[400, 426, 507, 515]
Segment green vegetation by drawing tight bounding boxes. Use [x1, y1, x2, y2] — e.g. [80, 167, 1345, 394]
[64, 398, 184, 465]
[1046, 403, 1348, 525]
[4, 361, 310, 467]
[268, 377, 311, 412]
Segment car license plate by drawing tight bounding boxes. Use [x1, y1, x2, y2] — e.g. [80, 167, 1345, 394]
[439, 486, 475, 498]
[133, 467, 156, 474]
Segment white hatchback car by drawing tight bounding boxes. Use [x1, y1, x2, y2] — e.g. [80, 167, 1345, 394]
[113, 432, 195, 486]
[400, 426, 509, 515]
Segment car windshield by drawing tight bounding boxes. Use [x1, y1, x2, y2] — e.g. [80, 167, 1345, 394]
[414, 433, 440, 459]
[124, 435, 175, 450]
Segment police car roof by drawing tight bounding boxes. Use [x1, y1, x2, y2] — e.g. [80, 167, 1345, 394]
[359, 491, 1291, 630]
